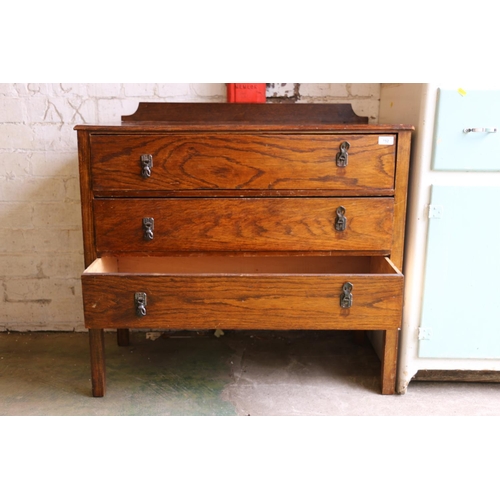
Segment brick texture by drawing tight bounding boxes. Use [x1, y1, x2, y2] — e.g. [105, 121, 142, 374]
[0, 83, 381, 331]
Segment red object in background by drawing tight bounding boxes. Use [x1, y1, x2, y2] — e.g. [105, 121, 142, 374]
[227, 83, 266, 103]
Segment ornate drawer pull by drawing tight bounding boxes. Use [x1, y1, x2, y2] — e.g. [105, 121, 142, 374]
[336, 141, 350, 167]
[340, 282, 353, 309]
[140, 154, 153, 178]
[135, 292, 147, 317]
[335, 206, 347, 231]
[143, 217, 154, 240]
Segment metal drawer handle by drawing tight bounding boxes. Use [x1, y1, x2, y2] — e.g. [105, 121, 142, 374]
[340, 282, 353, 309]
[140, 154, 153, 178]
[135, 292, 147, 317]
[335, 206, 347, 231]
[463, 127, 497, 133]
[336, 141, 350, 167]
[143, 217, 154, 241]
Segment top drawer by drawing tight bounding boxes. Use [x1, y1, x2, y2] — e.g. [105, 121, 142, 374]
[90, 133, 396, 194]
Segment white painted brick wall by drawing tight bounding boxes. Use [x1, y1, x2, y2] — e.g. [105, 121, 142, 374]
[0, 83, 380, 332]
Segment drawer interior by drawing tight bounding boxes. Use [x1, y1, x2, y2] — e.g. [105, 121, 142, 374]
[84, 255, 401, 277]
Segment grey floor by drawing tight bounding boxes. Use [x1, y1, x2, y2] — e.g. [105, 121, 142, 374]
[1, 330, 499, 416]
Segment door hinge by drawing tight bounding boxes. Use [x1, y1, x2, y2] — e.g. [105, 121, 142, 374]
[428, 205, 443, 219]
[418, 327, 432, 340]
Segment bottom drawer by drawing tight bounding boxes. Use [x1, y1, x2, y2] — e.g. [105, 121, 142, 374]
[81, 256, 403, 330]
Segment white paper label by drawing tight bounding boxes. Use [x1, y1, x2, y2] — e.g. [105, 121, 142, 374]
[379, 136, 394, 145]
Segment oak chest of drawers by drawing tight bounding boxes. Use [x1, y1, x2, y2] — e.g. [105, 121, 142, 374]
[76, 103, 412, 397]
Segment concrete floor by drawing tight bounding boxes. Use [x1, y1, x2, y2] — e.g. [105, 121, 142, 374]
[1, 330, 500, 416]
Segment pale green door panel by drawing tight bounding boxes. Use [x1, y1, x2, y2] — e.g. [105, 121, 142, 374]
[432, 89, 500, 171]
[419, 185, 500, 358]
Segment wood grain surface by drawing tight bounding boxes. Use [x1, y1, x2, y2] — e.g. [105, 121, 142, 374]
[82, 262, 403, 330]
[90, 134, 396, 193]
[93, 197, 395, 253]
[120, 102, 370, 124]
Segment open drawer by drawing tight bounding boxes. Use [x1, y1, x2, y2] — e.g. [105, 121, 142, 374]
[81, 256, 403, 331]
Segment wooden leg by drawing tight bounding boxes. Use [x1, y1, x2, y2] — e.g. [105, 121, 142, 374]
[117, 328, 130, 347]
[381, 329, 399, 395]
[89, 329, 106, 397]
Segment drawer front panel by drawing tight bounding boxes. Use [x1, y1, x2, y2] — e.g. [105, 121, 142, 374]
[90, 134, 396, 193]
[82, 257, 404, 330]
[94, 197, 395, 253]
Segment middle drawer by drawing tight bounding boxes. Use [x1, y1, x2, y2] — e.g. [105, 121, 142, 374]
[94, 197, 394, 253]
